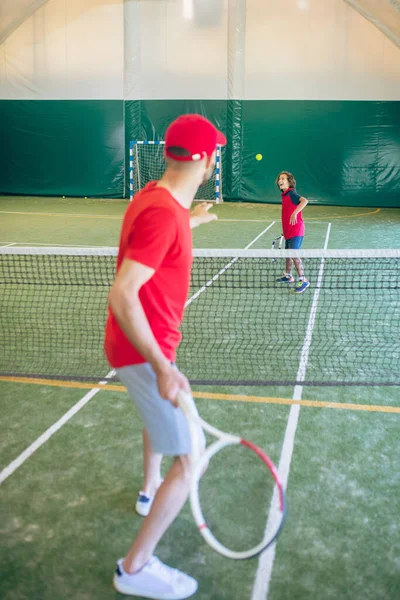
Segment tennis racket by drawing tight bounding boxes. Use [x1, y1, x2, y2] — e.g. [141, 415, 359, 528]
[271, 234, 283, 261]
[178, 390, 287, 559]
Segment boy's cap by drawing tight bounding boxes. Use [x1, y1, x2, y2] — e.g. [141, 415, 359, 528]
[165, 114, 227, 162]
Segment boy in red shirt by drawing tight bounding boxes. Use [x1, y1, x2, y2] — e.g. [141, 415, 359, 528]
[276, 171, 310, 293]
[105, 114, 226, 599]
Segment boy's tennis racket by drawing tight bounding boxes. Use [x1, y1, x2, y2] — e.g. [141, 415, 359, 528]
[271, 234, 283, 261]
[178, 390, 287, 560]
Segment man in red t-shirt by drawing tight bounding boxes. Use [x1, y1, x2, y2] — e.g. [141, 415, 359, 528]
[275, 171, 310, 293]
[105, 114, 226, 599]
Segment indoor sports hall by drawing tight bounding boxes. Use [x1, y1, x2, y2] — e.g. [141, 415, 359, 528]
[1, 2, 399, 600]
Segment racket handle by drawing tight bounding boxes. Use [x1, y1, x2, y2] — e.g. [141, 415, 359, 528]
[177, 390, 203, 466]
[177, 390, 199, 422]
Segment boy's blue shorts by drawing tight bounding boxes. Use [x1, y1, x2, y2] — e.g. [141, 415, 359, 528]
[285, 236, 304, 250]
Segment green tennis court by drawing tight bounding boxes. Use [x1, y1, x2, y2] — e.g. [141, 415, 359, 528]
[1, 196, 399, 600]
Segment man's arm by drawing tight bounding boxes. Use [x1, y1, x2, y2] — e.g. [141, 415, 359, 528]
[108, 258, 190, 404]
[290, 196, 308, 225]
[190, 201, 218, 229]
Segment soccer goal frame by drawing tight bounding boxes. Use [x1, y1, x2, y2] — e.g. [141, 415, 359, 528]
[129, 140, 223, 202]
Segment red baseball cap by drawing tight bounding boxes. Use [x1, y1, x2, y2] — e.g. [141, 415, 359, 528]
[165, 114, 227, 162]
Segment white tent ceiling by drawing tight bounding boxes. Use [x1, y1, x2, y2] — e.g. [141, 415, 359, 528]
[0, 0, 49, 44]
[342, 0, 400, 48]
[0, 1, 399, 48]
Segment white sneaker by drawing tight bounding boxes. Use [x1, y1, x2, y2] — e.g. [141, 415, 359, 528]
[113, 556, 198, 599]
[135, 480, 164, 517]
[135, 491, 154, 517]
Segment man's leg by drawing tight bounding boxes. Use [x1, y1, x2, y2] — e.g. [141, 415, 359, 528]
[114, 450, 200, 598]
[115, 363, 203, 598]
[135, 429, 164, 517]
[142, 428, 163, 497]
[124, 454, 191, 573]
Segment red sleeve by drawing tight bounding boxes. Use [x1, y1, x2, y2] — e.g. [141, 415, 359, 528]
[124, 206, 177, 270]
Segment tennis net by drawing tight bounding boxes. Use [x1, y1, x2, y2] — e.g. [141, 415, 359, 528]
[0, 247, 399, 386]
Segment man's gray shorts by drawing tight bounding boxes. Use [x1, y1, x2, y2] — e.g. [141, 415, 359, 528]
[117, 363, 196, 456]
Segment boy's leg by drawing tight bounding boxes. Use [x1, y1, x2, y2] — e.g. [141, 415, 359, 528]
[293, 257, 304, 278]
[284, 239, 293, 274]
[276, 239, 294, 282]
[288, 237, 306, 279]
[285, 257, 293, 274]
[289, 236, 310, 293]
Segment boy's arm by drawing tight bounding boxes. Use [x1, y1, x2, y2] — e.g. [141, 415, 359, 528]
[290, 196, 308, 225]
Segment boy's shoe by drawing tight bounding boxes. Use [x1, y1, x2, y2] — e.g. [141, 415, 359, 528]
[294, 279, 310, 293]
[135, 491, 154, 517]
[276, 274, 295, 283]
[113, 556, 198, 599]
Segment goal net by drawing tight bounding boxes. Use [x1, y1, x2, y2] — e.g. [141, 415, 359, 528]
[129, 141, 223, 202]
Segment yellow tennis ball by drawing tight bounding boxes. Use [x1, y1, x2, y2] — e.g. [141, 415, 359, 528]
[256, 153, 262, 161]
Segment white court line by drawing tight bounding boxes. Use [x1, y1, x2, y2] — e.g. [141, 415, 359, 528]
[251, 223, 332, 600]
[0, 222, 277, 484]
[186, 222, 276, 307]
[217, 220, 332, 224]
[0, 242, 16, 247]
[0, 210, 118, 218]
[2, 242, 113, 248]
[0, 371, 115, 486]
